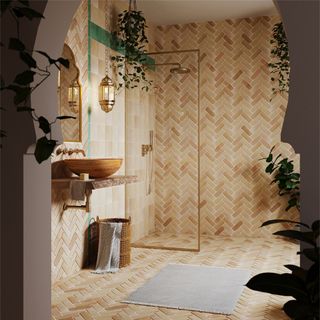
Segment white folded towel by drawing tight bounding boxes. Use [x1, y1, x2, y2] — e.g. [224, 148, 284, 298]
[94, 222, 122, 273]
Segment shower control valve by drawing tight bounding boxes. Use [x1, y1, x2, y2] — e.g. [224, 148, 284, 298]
[142, 144, 153, 157]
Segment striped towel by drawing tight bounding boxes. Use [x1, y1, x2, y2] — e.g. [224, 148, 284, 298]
[94, 222, 122, 273]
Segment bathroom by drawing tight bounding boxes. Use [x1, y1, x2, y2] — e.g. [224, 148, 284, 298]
[50, 0, 303, 319]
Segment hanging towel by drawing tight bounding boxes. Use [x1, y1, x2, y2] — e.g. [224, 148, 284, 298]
[69, 180, 86, 201]
[94, 222, 122, 273]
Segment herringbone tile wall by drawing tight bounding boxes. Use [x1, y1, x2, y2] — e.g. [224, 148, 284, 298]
[52, 0, 125, 283]
[151, 51, 199, 235]
[51, 1, 89, 284]
[150, 16, 299, 238]
[52, 0, 157, 282]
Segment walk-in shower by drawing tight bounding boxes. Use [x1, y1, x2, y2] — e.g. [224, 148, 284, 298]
[126, 49, 200, 252]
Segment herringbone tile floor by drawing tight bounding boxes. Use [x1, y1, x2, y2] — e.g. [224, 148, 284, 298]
[132, 232, 198, 250]
[52, 234, 298, 320]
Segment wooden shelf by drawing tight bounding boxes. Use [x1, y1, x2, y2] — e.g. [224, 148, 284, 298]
[52, 175, 138, 190]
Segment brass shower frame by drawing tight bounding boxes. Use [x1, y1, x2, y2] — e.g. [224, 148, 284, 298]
[128, 49, 201, 253]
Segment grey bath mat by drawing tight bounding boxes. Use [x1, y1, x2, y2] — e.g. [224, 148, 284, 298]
[123, 264, 251, 314]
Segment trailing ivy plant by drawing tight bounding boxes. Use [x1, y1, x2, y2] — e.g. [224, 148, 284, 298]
[246, 219, 319, 320]
[0, 0, 75, 163]
[269, 22, 290, 95]
[111, 0, 152, 91]
[261, 146, 300, 211]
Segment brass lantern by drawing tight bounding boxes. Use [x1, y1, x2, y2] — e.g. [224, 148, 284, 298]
[98, 75, 115, 113]
[68, 77, 81, 114]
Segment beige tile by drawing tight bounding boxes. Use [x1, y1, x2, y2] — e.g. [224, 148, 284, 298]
[52, 235, 298, 320]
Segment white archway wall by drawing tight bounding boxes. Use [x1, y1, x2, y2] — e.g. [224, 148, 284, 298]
[16, 0, 318, 317]
[25, 1, 81, 319]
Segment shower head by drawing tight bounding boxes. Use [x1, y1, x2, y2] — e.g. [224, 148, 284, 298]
[170, 64, 190, 74]
[147, 62, 191, 74]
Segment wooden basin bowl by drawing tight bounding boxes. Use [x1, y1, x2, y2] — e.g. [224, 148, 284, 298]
[63, 158, 123, 179]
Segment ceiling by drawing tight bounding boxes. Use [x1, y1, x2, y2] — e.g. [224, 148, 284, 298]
[114, 0, 278, 26]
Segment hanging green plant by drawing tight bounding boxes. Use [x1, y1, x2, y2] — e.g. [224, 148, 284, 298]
[269, 22, 290, 95]
[111, 0, 152, 91]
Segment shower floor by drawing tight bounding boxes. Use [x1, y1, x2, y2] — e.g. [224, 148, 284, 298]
[132, 232, 198, 250]
[52, 234, 298, 320]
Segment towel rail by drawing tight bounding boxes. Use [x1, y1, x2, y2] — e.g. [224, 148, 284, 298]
[63, 189, 92, 212]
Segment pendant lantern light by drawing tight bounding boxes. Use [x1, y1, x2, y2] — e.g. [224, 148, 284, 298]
[98, 75, 115, 113]
[99, 0, 115, 113]
[68, 67, 81, 114]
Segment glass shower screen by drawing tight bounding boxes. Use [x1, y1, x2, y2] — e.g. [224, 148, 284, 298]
[127, 49, 200, 252]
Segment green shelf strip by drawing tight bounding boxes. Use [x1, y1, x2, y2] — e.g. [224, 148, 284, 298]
[89, 21, 155, 69]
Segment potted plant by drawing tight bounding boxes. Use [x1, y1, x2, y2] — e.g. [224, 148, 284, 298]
[261, 146, 300, 211]
[246, 149, 319, 320]
[246, 218, 319, 320]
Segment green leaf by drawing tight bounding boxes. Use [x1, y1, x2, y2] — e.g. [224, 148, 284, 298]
[0, 1, 11, 15]
[17, 106, 34, 112]
[34, 137, 56, 164]
[1, 129, 7, 138]
[306, 262, 319, 285]
[246, 273, 308, 300]
[13, 87, 31, 104]
[12, 6, 44, 20]
[285, 180, 297, 189]
[20, 51, 37, 68]
[266, 153, 273, 162]
[14, 70, 35, 85]
[57, 57, 69, 68]
[56, 116, 76, 120]
[9, 38, 25, 51]
[265, 163, 274, 173]
[38, 116, 51, 134]
[285, 198, 298, 211]
[273, 230, 316, 246]
[311, 220, 320, 238]
[301, 248, 320, 262]
[269, 145, 275, 154]
[6, 84, 20, 92]
[291, 173, 300, 180]
[18, 0, 29, 5]
[283, 300, 315, 319]
[261, 219, 310, 228]
[284, 265, 307, 281]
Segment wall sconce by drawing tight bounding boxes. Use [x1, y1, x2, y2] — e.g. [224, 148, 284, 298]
[68, 70, 81, 114]
[99, 75, 115, 113]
